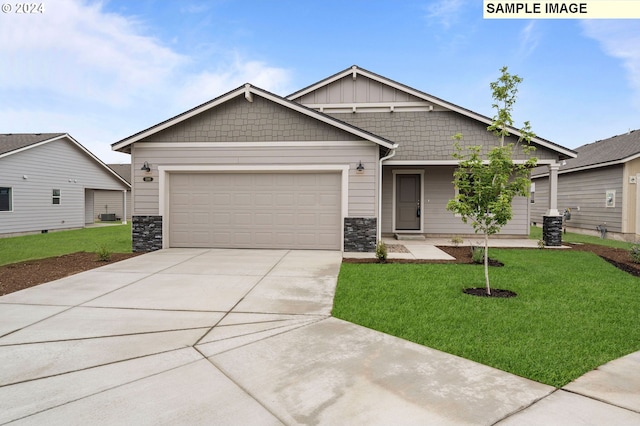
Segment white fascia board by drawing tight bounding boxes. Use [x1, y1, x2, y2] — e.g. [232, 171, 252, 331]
[385, 159, 542, 166]
[287, 68, 355, 100]
[112, 88, 245, 152]
[136, 140, 374, 149]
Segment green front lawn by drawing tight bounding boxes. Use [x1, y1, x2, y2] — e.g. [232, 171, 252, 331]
[0, 225, 132, 266]
[529, 225, 634, 249]
[333, 249, 640, 387]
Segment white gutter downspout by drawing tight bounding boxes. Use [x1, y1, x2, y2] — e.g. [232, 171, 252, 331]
[377, 145, 398, 242]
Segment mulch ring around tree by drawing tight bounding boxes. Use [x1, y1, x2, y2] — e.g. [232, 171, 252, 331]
[463, 288, 518, 298]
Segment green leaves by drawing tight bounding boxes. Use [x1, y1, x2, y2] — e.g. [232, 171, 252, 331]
[447, 66, 539, 292]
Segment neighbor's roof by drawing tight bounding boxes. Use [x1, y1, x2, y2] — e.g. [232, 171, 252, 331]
[107, 163, 132, 184]
[0, 133, 65, 156]
[533, 129, 640, 177]
[288, 65, 577, 160]
[0, 133, 131, 188]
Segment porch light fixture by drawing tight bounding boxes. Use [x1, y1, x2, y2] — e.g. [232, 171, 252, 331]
[356, 161, 365, 172]
[141, 161, 151, 172]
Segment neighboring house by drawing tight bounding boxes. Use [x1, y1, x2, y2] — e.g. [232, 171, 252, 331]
[93, 163, 132, 222]
[0, 133, 130, 237]
[112, 66, 576, 252]
[532, 129, 640, 241]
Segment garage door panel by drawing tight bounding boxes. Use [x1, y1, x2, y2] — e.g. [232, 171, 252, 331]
[170, 172, 341, 249]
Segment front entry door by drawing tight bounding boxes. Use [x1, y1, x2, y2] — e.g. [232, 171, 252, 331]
[396, 174, 421, 230]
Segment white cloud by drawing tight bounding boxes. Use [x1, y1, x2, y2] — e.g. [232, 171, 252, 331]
[177, 57, 293, 109]
[0, 0, 292, 162]
[425, 0, 467, 29]
[0, 0, 186, 107]
[518, 21, 540, 59]
[582, 20, 640, 108]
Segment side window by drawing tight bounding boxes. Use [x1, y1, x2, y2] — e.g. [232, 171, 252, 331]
[0, 187, 12, 211]
[52, 189, 61, 205]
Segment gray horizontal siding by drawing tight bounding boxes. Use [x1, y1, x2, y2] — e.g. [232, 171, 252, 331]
[0, 138, 128, 235]
[132, 144, 378, 218]
[531, 166, 623, 232]
[382, 166, 529, 236]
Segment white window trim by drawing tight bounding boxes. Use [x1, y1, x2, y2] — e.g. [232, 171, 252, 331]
[52, 189, 61, 205]
[158, 165, 350, 250]
[606, 189, 616, 208]
[392, 170, 424, 234]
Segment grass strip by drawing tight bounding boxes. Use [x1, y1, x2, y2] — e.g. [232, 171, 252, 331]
[0, 224, 132, 266]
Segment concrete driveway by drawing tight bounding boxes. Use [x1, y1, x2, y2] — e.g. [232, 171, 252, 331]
[1, 249, 639, 425]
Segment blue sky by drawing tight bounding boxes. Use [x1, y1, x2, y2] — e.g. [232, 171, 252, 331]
[1, 0, 639, 163]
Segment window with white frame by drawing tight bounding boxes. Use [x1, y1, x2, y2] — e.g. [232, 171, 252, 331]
[0, 187, 12, 211]
[52, 189, 61, 205]
[530, 182, 535, 204]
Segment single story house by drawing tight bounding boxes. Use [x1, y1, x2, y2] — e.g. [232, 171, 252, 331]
[0, 133, 130, 237]
[112, 66, 576, 252]
[92, 163, 133, 222]
[532, 129, 640, 241]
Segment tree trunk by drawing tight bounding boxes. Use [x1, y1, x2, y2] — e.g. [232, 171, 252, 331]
[484, 232, 491, 295]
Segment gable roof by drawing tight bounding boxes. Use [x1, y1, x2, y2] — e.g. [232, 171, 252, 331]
[112, 84, 397, 153]
[533, 129, 640, 177]
[288, 65, 577, 160]
[0, 133, 131, 188]
[0, 133, 65, 156]
[108, 164, 132, 184]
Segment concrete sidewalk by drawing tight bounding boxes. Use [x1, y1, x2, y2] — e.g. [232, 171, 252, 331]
[1, 249, 638, 425]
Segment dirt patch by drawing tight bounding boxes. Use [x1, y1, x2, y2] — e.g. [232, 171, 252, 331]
[0, 252, 141, 296]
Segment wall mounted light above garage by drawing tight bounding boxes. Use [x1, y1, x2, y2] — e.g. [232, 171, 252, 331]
[141, 161, 151, 172]
[356, 161, 365, 174]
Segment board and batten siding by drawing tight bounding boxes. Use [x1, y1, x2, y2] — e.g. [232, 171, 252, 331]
[0, 138, 127, 235]
[131, 143, 378, 218]
[531, 166, 623, 233]
[382, 166, 529, 236]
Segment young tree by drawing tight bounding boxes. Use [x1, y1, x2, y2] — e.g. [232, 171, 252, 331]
[446, 67, 537, 295]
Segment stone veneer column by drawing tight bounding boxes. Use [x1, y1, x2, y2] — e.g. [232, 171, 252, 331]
[543, 215, 563, 246]
[132, 215, 163, 252]
[543, 163, 563, 246]
[344, 217, 377, 252]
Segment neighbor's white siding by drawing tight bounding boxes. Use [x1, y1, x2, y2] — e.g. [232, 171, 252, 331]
[94, 190, 131, 221]
[0, 138, 127, 235]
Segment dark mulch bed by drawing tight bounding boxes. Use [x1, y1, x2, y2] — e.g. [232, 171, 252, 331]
[0, 252, 141, 296]
[463, 287, 518, 298]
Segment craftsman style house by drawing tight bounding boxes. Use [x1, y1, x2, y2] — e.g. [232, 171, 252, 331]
[112, 66, 576, 252]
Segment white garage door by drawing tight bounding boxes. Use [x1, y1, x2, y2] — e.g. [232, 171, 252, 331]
[169, 172, 342, 249]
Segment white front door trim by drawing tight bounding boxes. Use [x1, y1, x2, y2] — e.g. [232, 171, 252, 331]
[159, 164, 349, 250]
[392, 169, 425, 234]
